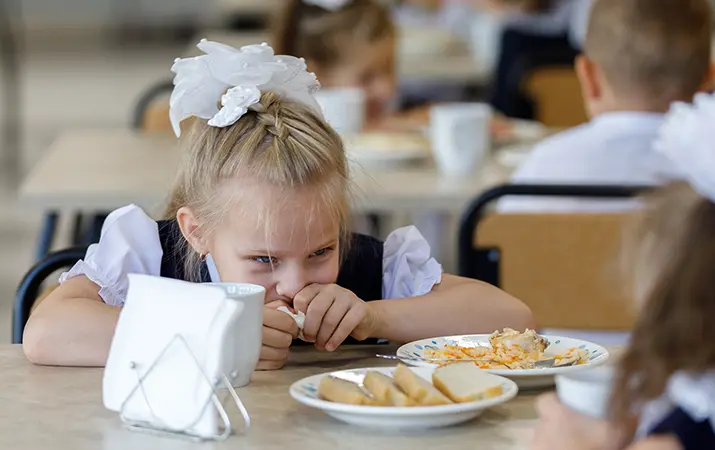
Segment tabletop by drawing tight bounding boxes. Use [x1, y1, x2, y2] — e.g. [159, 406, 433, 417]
[18, 129, 514, 215]
[0, 344, 538, 450]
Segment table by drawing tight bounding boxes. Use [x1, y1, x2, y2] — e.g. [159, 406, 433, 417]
[0, 344, 538, 449]
[20, 130, 513, 214]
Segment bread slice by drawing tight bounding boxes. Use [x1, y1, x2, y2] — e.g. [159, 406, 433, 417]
[363, 371, 415, 406]
[318, 376, 377, 406]
[432, 363, 504, 403]
[393, 364, 453, 406]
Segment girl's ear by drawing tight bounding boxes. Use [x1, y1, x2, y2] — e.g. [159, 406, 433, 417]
[176, 207, 208, 254]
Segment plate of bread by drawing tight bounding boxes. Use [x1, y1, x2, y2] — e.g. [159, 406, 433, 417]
[397, 329, 610, 389]
[289, 363, 518, 429]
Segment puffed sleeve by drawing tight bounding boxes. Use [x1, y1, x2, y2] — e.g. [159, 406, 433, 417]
[382, 226, 443, 299]
[59, 205, 163, 307]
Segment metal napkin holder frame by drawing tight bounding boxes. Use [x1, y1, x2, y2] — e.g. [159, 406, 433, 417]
[118, 333, 250, 442]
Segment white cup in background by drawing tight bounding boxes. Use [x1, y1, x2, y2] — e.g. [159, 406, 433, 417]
[556, 366, 616, 419]
[469, 14, 503, 74]
[313, 87, 366, 134]
[430, 103, 492, 177]
[208, 283, 265, 387]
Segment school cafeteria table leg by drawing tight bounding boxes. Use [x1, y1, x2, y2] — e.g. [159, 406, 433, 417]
[71, 213, 85, 246]
[35, 212, 58, 261]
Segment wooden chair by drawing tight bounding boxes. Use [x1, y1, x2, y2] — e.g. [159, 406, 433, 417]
[14, 246, 88, 343]
[523, 67, 588, 128]
[458, 184, 653, 330]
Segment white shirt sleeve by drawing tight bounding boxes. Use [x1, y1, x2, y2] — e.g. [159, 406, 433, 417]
[382, 226, 443, 299]
[59, 205, 163, 307]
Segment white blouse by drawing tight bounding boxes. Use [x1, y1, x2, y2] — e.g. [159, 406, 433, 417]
[60, 205, 443, 307]
[637, 371, 715, 437]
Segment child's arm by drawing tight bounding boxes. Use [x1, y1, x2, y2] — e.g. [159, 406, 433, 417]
[366, 274, 534, 343]
[23, 276, 119, 367]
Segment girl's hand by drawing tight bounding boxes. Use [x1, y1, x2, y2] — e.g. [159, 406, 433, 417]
[257, 301, 299, 371]
[532, 393, 627, 450]
[293, 284, 377, 352]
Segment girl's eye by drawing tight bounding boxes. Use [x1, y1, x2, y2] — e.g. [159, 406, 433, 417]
[312, 247, 332, 258]
[252, 256, 276, 264]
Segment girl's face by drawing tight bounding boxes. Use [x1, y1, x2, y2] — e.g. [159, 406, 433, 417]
[316, 36, 397, 120]
[206, 183, 342, 304]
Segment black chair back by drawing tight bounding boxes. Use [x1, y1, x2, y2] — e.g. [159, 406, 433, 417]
[13, 246, 88, 343]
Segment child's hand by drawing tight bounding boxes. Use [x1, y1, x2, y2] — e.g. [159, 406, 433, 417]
[532, 393, 628, 450]
[293, 284, 377, 352]
[257, 301, 300, 371]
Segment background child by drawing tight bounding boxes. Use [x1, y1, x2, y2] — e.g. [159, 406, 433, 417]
[22, 41, 533, 369]
[532, 93, 715, 450]
[484, 0, 593, 120]
[273, 0, 397, 123]
[499, 0, 713, 213]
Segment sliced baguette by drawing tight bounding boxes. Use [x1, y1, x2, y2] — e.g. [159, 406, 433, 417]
[393, 364, 453, 406]
[318, 376, 377, 406]
[363, 371, 415, 406]
[432, 363, 504, 403]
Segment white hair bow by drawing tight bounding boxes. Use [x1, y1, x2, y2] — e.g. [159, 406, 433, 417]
[654, 92, 715, 202]
[303, 0, 351, 11]
[169, 40, 322, 137]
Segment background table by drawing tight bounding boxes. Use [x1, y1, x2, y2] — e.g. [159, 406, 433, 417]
[19, 129, 514, 215]
[0, 344, 538, 449]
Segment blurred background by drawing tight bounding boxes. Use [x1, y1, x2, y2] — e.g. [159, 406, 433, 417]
[0, 0, 599, 341]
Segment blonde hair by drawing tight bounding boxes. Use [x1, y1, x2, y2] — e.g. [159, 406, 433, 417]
[273, 0, 395, 70]
[165, 92, 351, 281]
[611, 182, 715, 424]
[584, 0, 712, 110]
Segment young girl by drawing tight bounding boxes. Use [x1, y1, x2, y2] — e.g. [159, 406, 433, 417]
[532, 93, 715, 449]
[273, 0, 397, 122]
[22, 40, 533, 369]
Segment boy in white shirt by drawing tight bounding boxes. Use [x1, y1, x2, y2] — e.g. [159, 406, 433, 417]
[499, 0, 714, 213]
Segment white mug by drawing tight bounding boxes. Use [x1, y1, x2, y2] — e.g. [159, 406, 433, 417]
[555, 366, 615, 419]
[313, 87, 366, 134]
[430, 103, 492, 177]
[208, 283, 265, 387]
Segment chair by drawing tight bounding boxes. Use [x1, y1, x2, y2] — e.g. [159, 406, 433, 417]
[13, 246, 88, 344]
[523, 67, 588, 128]
[132, 79, 174, 133]
[458, 184, 652, 330]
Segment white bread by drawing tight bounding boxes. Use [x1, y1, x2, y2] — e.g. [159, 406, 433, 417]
[318, 376, 377, 406]
[393, 364, 453, 406]
[363, 371, 415, 406]
[432, 363, 504, 403]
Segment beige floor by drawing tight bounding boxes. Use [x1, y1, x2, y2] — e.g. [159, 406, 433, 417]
[0, 35, 184, 342]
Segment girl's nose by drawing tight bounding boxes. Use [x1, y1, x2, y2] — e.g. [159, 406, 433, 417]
[274, 266, 308, 301]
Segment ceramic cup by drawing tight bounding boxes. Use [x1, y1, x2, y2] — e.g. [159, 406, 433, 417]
[555, 365, 615, 419]
[208, 283, 265, 387]
[313, 87, 366, 134]
[430, 103, 492, 177]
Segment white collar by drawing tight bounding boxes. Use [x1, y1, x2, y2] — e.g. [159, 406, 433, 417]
[590, 111, 665, 132]
[638, 371, 715, 437]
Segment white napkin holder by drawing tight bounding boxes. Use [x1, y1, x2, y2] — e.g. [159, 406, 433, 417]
[102, 274, 250, 441]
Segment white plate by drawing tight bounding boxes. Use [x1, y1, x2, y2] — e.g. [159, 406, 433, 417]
[397, 335, 610, 389]
[494, 119, 548, 146]
[343, 132, 431, 167]
[495, 144, 533, 168]
[289, 366, 518, 430]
